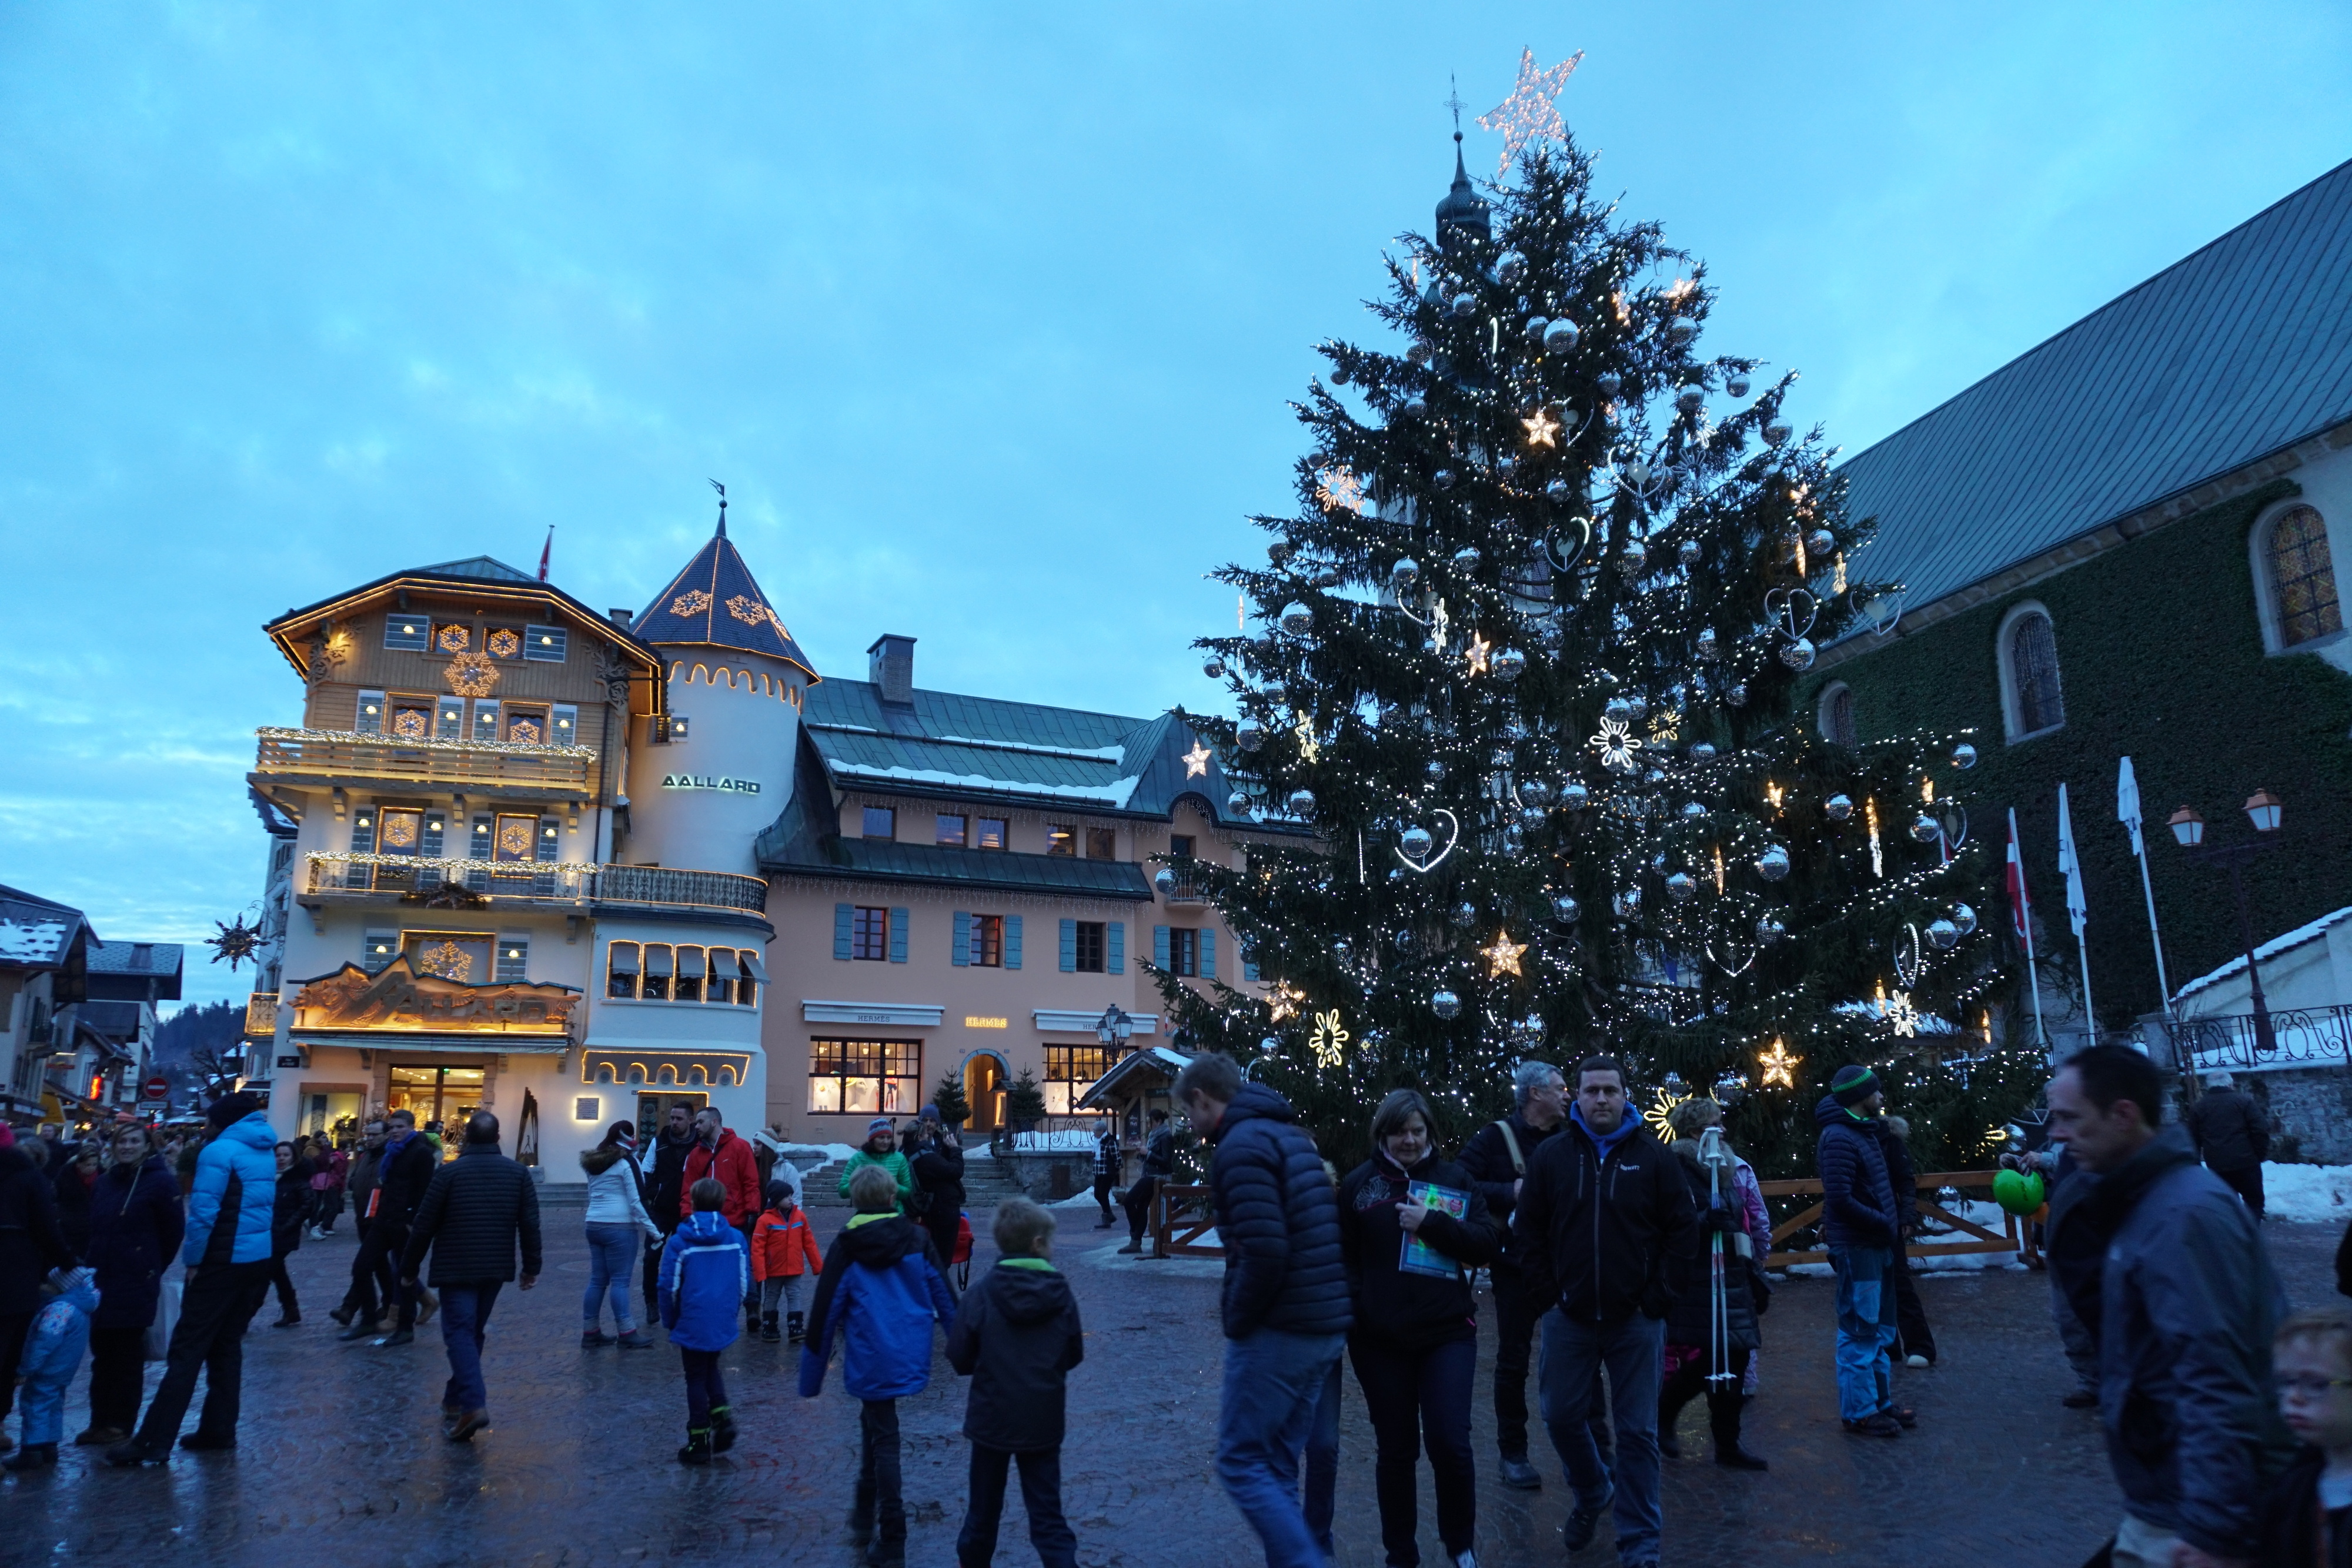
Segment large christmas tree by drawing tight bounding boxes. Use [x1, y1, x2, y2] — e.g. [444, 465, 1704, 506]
[1155, 109, 2041, 1176]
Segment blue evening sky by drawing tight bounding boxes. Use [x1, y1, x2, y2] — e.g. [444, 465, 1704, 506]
[3, 3, 2346, 1011]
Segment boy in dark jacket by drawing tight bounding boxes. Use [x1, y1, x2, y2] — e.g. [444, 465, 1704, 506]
[662, 1177, 751, 1464]
[1815, 1065, 1906, 1437]
[800, 1163, 958, 1568]
[947, 1197, 1083, 1568]
[2260, 1308, 2352, 1567]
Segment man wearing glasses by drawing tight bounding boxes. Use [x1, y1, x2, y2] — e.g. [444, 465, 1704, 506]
[2044, 1044, 2294, 1568]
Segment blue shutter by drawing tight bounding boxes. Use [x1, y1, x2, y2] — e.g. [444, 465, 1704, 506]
[535, 817, 560, 862]
[1059, 919, 1077, 972]
[1243, 948, 1260, 983]
[1201, 928, 1217, 980]
[349, 807, 377, 855]
[1153, 925, 1170, 969]
[419, 811, 446, 859]
[354, 690, 386, 733]
[890, 908, 910, 963]
[952, 912, 970, 967]
[834, 904, 853, 962]
[1005, 915, 1022, 969]
[1108, 921, 1125, 975]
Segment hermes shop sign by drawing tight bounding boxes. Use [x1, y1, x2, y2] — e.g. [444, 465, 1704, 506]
[660, 774, 761, 794]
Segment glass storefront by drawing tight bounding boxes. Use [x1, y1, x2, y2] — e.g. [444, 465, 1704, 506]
[386, 1064, 486, 1155]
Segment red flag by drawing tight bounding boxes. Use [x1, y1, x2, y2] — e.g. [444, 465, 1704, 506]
[2006, 807, 2033, 948]
[537, 526, 553, 582]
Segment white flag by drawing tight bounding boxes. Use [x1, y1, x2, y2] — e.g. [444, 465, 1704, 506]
[2057, 783, 2089, 940]
[2117, 757, 2144, 856]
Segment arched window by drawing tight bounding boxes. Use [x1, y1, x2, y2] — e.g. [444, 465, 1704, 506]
[1818, 683, 1856, 747]
[2000, 605, 2065, 741]
[2266, 504, 2342, 648]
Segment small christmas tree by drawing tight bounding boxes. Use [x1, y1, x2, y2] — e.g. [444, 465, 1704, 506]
[931, 1070, 971, 1129]
[1156, 121, 2037, 1175]
[1004, 1068, 1048, 1132]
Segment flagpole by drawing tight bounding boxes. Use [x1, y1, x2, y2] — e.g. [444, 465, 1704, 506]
[2059, 784, 2097, 1042]
[2117, 757, 2176, 1021]
[2010, 807, 2047, 1048]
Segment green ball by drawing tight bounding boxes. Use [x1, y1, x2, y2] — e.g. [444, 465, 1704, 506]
[1992, 1168, 2046, 1216]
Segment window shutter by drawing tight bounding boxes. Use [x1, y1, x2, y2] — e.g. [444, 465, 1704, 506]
[349, 807, 377, 855]
[1201, 928, 1217, 980]
[354, 690, 386, 734]
[1244, 950, 1260, 983]
[834, 903, 853, 962]
[1005, 914, 1021, 970]
[1060, 919, 1077, 972]
[382, 614, 428, 651]
[524, 624, 567, 662]
[953, 912, 970, 967]
[471, 700, 499, 743]
[890, 908, 910, 964]
[419, 811, 446, 859]
[496, 936, 530, 983]
[552, 704, 579, 747]
[1153, 925, 1170, 969]
[1108, 921, 1125, 975]
[535, 817, 560, 862]
[363, 928, 397, 972]
[436, 697, 466, 740]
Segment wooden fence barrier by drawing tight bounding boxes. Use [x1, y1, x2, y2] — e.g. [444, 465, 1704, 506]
[1759, 1170, 2021, 1269]
[1149, 1183, 1222, 1258]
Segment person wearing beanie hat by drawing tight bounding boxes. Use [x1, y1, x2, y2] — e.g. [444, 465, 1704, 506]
[1815, 1065, 1906, 1439]
[751, 1177, 823, 1342]
[838, 1117, 916, 1217]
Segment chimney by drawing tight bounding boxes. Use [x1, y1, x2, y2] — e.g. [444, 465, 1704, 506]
[609, 608, 634, 627]
[867, 634, 916, 705]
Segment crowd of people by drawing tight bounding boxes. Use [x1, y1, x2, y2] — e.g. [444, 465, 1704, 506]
[4, 1046, 2350, 1568]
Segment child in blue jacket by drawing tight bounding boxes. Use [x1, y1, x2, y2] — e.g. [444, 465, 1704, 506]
[800, 1162, 957, 1568]
[660, 1178, 751, 1465]
[4, 1266, 99, 1470]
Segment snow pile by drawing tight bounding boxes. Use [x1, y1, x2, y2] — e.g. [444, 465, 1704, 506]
[2264, 1162, 2352, 1223]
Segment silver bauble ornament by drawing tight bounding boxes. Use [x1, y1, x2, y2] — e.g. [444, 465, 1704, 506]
[1713, 1071, 1748, 1103]
[1675, 383, 1705, 413]
[1227, 789, 1251, 814]
[1452, 546, 1481, 573]
[1496, 250, 1528, 285]
[1911, 813, 1940, 844]
[1400, 825, 1434, 860]
[1807, 529, 1836, 560]
[1431, 989, 1462, 1021]
[1152, 867, 1177, 895]
[1681, 801, 1707, 821]
[1433, 467, 1456, 490]
[1518, 803, 1548, 831]
[1332, 940, 1353, 965]
[1952, 903, 1978, 937]
[1423, 758, 1445, 783]
[1667, 319, 1698, 346]
[1953, 742, 1978, 770]
[1679, 539, 1703, 567]
[1278, 601, 1312, 636]
[1492, 648, 1526, 681]
[1544, 477, 1573, 503]
[1543, 318, 1580, 353]
[1524, 315, 1550, 346]
[1619, 540, 1648, 575]
[1756, 914, 1787, 943]
[1695, 627, 1718, 659]
[1552, 894, 1581, 923]
[1595, 372, 1622, 399]
[1778, 637, 1816, 671]
[1449, 290, 1479, 320]
[1825, 793, 1855, 821]
[1519, 779, 1554, 808]
[1561, 781, 1590, 810]
[1287, 788, 1317, 817]
[1613, 887, 1642, 917]
[1756, 844, 1792, 881]
[1451, 900, 1477, 927]
[1401, 394, 1428, 419]
[1203, 656, 1225, 680]
[1690, 742, 1718, 763]
[1389, 557, 1420, 592]
[1406, 338, 1435, 366]
[1663, 1071, 1688, 1095]
[1666, 871, 1698, 902]
[1726, 682, 1748, 707]
[1393, 928, 1416, 954]
[1236, 719, 1265, 751]
[1262, 680, 1287, 706]
[1604, 697, 1634, 725]
[1927, 918, 1960, 951]
[1624, 692, 1649, 723]
[1504, 823, 1526, 852]
[1763, 413, 1793, 445]
[1725, 372, 1752, 399]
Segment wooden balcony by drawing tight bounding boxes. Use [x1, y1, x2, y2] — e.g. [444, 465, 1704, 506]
[252, 727, 599, 800]
[303, 856, 766, 916]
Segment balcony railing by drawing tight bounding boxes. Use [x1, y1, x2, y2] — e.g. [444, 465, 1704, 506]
[304, 855, 766, 915]
[245, 992, 279, 1039]
[2164, 1005, 2352, 1074]
[254, 727, 597, 794]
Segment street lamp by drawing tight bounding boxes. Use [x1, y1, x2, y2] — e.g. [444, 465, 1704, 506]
[1094, 1005, 1134, 1053]
[2169, 790, 2286, 1057]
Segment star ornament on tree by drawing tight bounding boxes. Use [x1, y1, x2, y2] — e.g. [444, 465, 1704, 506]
[1482, 931, 1528, 978]
[1464, 634, 1493, 676]
[1521, 406, 1561, 449]
[1267, 981, 1307, 1024]
[1181, 741, 1212, 778]
[1758, 1038, 1801, 1089]
[1477, 47, 1586, 179]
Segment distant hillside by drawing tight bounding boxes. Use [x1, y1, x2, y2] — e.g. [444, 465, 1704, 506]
[153, 1000, 241, 1067]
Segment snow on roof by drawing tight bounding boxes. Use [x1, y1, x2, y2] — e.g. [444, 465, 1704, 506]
[826, 760, 1145, 809]
[0, 920, 71, 965]
[2173, 905, 2352, 1007]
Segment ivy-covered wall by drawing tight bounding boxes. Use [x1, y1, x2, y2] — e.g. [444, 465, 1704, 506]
[1815, 477, 2352, 1031]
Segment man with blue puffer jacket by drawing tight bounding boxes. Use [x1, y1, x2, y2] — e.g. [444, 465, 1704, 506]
[800, 1163, 958, 1568]
[108, 1092, 278, 1466]
[661, 1178, 752, 1465]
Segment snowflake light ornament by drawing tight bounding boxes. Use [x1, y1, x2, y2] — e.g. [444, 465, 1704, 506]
[1309, 1009, 1351, 1069]
[1314, 466, 1365, 514]
[1590, 715, 1642, 774]
[1883, 989, 1920, 1039]
[1645, 1087, 1689, 1141]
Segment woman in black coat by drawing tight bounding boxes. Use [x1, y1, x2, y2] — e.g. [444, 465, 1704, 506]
[1336, 1088, 1498, 1568]
[52, 1139, 103, 1259]
[1656, 1104, 1769, 1471]
[906, 1119, 966, 1279]
[266, 1142, 312, 1328]
[77, 1124, 183, 1444]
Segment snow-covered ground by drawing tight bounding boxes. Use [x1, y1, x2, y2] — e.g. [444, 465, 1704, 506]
[2262, 1161, 2352, 1223]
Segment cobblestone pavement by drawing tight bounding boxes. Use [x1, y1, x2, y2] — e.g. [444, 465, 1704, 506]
[6, 1202, 2343, 1568]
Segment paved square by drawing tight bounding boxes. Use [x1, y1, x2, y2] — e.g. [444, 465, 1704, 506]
[7, 1198, 2340, 1567]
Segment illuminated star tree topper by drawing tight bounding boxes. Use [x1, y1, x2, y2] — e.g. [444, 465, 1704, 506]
[1476, 46, 1584, 178]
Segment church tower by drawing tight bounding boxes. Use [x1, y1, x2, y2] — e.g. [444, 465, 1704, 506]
[620, 493, 817, 874]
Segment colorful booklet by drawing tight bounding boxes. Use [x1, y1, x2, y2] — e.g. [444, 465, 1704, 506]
[1398, 1182, 1469, 1278]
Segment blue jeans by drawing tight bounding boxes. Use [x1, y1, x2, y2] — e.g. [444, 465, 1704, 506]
[1538, 1310, 1665, 1567]
[1217, 1327, 1345, 1568]
[1303, 1354, 1342, 1558]
[1830, 1246, 1899, 1420]
[438, 1282, 502, 1413]
[582, 1224, 640, 1332]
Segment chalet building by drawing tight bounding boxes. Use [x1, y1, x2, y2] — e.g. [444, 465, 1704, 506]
[1809, 157, 2352, 1086]
[0, 885, 179, 1127]
[247, 516, 1279, 1175]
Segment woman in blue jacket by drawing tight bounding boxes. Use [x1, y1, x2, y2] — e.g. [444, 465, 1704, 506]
[77, 1124, 183, 1445]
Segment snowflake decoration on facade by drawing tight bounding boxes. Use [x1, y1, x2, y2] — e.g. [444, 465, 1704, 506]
[496, 820, 534, 858]
[1521, 406, 1560, 449]
[1590, 715, 1641, 774]
[418, 940, 474, 982]
[391, 708, 429, 739]
[446, 651, 499, 698]
[1476, 47, 1585, 178]
[1758, 1038, 1801, 1089]
[1313, 466, 1365, 514]
[205, 915, 263, 971]
[1309, 1008, 1350, 1069]
[1645, 1087, 1689, 1141]
[1181, 742, 1212, 778]
[671, 590, 713, 618]
[726, 595, 768, 626]
[1266, 981, 1307, 1024]
[487, 628, 521, 660]
[436, 623, 471, 653]
[1482, 931, 1528, 978]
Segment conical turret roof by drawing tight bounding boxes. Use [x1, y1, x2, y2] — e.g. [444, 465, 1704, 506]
[634, 515, 818, 680]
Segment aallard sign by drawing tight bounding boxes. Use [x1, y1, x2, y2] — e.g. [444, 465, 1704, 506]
[291, 957, 580, 1035]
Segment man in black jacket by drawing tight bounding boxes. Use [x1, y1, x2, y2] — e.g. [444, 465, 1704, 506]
[400, 1112, 541, 1442]
[1514, 1055, 1696, 1568]
[641, 1102, 695, 1320]
[1817, 1065, 1905, 1437]
[909, 1108, 965, 1273]
[343, 1109, 437, 1346]
[1456, 1058, 1566, 1490]
[2186, 1071, 2271, 1220]
[1177, 1053, 1350, 1568]
[1117, 1109, 1175, 1255]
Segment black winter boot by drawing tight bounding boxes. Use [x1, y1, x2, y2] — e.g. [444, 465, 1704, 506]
[711, 1405, 737, 1453]
[677, 1428, 713, 1466]
[760, 1312, 781, 1343]
[1710, 1391, 1769, 1470]
[786, 1310, 806, 1343]
[2, 1442, 58, 1471]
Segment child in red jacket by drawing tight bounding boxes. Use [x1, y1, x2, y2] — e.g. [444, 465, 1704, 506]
[751, 1179, 824, 1343]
